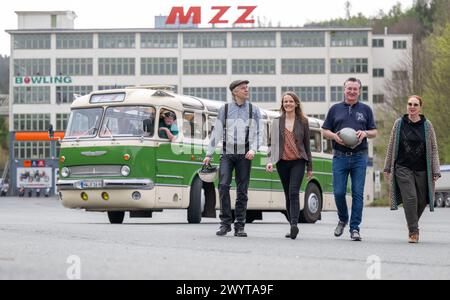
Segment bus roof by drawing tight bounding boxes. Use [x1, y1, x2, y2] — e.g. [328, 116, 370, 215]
[71, 87, 324, 126]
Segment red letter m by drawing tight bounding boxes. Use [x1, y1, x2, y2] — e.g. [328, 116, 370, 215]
[166, 7, 201, 24]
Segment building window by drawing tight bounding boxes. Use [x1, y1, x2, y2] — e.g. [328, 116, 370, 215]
[183, 87, 227, 102]
[56, 58, 93, 76]
[281, 86, 326, 102]
[372, 39, 384, 47]
[56, 86, 93, 104]
[14, 141, 51, 159]
[99, 33, 135, 48]
[56, 33, 93, 49]
[331, 86, 344, 102]
[373, 94, 385, 104]
[183, 32, 226, 48]
[13, 86, 51, 104]
[56, 114, 70, 131]
[141, 57, 177, 75]
[331, 31, 368, 47]
[282, 59, 325, 74]
[98, 58, 135, 76]
[281, 31, 325, 47]
[141, 33, 178, 48]
[183, 59, 227, 75]
[331, 86, 368, 101]
[232, 32, 276, 47]
[250, 87, 277, 103]
[331, 58, 368, 74]
[13, 114, 51, 131]
[392, 70, 409, 80]
[361, 86, 369, 101]
[98, 85, 128, 90]
[373, 68, 385, 77]
[393, 40, 407, 49]
[232, 59, 276, 75]
[14, 34, 51, 49]
[51, 15, 57, 28]
[14, 59, 51, 76]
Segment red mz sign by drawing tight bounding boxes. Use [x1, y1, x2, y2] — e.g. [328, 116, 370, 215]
[166, 6, 257, 25]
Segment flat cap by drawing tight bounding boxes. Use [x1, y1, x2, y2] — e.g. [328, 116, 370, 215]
[229, 80, 249, 92]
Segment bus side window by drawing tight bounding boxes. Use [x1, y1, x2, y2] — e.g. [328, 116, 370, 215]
[183, 112, 206, 140]
[261, 120, 270, 149]
[158, 109, 179, 140]
[309, 130, 322, 153]
[323, 137, 333, 154]
[207, 115, 217, 138]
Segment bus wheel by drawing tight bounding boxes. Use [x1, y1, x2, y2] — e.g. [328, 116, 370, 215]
[107, 211, 125, 224]
[444, 193, 450, 208]
[436, 193, 445, 208]
[188, 177, 203, 224]
[246, 211, 263, 223]
[300, 183, 322, 224]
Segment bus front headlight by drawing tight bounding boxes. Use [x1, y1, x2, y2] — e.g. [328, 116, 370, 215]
[121, 166, 131, 177]
[61, 167, 71, 178]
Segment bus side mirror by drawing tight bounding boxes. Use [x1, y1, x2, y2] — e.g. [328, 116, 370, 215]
[48, 124, 54, 139]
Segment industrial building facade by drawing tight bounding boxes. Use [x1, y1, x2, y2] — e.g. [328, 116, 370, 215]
[6, 11, 412, 195]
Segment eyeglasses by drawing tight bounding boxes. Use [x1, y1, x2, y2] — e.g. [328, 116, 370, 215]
[407, 103, 420, 107]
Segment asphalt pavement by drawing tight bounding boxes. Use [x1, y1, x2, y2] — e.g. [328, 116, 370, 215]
[0, 197, 449, 280]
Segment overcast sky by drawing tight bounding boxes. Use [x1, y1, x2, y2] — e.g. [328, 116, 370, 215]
[0, 0, 414, 55]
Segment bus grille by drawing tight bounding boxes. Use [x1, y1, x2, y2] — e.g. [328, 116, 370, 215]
[70, 165, 122, 177]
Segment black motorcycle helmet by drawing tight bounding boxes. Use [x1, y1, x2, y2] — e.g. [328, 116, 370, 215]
[198, 163, 218, 183]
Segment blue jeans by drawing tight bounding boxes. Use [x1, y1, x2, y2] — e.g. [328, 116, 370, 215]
[332, 152, 368, 233]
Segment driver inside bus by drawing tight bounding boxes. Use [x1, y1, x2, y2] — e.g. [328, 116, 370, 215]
[158, 111, 179, 142]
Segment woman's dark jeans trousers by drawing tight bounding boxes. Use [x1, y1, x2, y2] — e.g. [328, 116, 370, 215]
[276, 159, 306, 226]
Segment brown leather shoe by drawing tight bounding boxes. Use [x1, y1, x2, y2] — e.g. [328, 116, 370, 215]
[408, 232, 419, 243]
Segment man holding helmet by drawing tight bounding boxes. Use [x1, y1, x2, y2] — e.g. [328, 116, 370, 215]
[203, 79, 262, 238]
[322, 77, 377, 241]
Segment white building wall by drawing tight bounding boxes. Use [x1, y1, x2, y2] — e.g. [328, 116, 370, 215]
[372, 34, 413, 93]
[16, 11, 76, 30]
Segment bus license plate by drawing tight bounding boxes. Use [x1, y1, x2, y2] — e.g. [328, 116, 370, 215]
[76, 180, 103, 189]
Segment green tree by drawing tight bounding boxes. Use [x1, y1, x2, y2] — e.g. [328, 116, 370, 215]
[423, 23, 450, 163]
[0, 55, 9, 94]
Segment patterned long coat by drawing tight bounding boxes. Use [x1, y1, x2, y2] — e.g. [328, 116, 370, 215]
[383, 117, 441, 211]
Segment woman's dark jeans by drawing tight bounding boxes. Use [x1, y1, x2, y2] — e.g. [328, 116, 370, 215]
[276, 159, 306, 226]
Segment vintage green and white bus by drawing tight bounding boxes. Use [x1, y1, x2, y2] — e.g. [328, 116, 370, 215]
[56, 86, 372, 224]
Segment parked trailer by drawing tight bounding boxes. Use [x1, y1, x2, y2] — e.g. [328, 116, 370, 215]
[435, 165, 450, 208]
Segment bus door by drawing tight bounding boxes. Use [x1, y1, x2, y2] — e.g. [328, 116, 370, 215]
[155, 108, 184, 208]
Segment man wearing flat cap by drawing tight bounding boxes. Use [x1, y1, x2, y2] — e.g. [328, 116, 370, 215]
[204, 79, 262, 237]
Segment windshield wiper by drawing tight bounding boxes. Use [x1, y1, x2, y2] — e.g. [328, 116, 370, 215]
[103, 119, 116, 139]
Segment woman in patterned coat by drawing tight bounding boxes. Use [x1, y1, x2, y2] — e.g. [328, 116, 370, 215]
[384, 95, 441, 243]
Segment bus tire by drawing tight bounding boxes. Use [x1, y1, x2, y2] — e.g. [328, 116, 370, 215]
[188, 177, 203, 224]
[436, 193, 445, 208]
[108, 211, 125, 224]
[300, 183, 322, 224]
[444, 193, 450, 208]
[246, 210, 263, 223]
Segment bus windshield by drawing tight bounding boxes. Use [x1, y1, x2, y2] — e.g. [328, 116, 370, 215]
[100, 106, 156, 138]
[65, 108, 103, 139]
